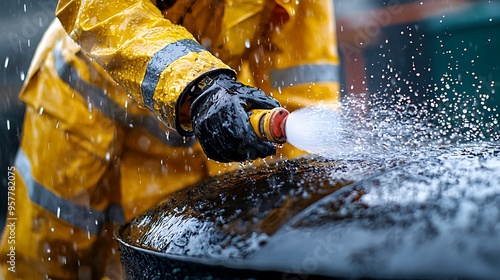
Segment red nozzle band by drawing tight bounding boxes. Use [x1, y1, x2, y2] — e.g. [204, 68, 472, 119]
[268, 108, 289, 143]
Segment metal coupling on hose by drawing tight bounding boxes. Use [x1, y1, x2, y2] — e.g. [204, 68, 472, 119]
[249, 107, 290, 144]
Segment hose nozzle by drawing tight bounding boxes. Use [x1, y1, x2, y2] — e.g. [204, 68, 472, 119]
[249, 107, 290, 144]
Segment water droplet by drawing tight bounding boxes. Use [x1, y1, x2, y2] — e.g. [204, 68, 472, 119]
[4, 57, 9, 68]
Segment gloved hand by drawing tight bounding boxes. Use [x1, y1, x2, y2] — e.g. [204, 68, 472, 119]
[187, 72, 280, 162]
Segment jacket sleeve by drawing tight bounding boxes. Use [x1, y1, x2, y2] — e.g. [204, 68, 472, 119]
[56, 0, 233, 131]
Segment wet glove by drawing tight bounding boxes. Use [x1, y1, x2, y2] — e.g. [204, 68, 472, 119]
[181, 72, 280, 162]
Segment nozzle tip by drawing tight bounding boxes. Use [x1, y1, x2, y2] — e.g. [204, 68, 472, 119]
[269, 108, 289, 144]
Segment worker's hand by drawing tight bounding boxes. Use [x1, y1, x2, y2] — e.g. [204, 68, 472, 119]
[189, 72, 280, 162]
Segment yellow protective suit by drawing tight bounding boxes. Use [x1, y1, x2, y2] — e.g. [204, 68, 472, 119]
[0, 0, 340, 279]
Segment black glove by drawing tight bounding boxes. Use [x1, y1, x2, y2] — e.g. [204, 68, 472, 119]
[187, 72, 280, 162]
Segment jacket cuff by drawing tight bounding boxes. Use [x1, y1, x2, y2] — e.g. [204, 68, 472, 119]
[175, 68, 236, 136]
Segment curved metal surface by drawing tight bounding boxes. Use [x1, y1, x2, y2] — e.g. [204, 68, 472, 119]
[116, 142, 500, 279]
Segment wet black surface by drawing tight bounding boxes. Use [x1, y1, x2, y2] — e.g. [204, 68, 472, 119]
[116, 142, 500, 279]
[122, 158, 363, 258]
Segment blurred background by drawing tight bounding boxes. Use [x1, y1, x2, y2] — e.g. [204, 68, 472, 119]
[1, 0, 499, 232]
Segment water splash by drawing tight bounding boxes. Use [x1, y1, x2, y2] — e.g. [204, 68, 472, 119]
[284, 91, 499, 160]
[284, 103, 426, 159]
[285, 105, 352, 157]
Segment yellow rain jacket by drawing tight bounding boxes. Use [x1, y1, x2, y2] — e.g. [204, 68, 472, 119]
[0, 0, 340, 279]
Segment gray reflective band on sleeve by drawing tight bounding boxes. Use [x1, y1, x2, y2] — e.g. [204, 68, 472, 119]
[270, 64, 340, 89]
[52, 41, 196, 147]
[15, 149, 126, 235]
[141, 39, 205, 110]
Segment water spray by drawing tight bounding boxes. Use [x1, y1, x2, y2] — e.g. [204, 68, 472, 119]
[250, 106, 397, 159]
[249, 106, 349, 158]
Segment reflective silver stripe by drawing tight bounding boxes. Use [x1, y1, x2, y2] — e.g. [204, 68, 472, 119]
[141, 39, 205, 109]
[15, 149, 125, 235]
[52, 40, 196, 147]
[270, 64, 340, 89]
